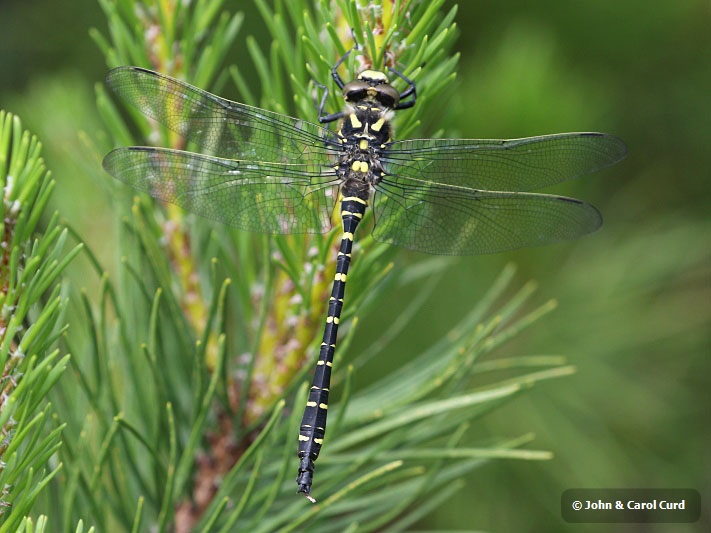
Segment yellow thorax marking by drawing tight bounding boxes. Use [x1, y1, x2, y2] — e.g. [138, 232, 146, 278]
[350, 160, 370, 173]
[349, 114, 362, 128]
[371, 117, 386, 132]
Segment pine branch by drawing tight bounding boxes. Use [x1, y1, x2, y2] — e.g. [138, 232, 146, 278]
[0, 111, 81, 530]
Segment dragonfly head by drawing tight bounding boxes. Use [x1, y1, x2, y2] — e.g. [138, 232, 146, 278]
[342, 70, 401, 109]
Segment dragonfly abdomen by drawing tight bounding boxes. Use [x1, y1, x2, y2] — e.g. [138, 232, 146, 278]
[296, 195, 368, 501]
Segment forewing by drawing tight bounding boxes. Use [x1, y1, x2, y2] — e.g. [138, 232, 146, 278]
[373, 176, 602, 255]
[103, 147, 339, 234]
[106, 66, 340, 163]
[383, 133, 626, 192]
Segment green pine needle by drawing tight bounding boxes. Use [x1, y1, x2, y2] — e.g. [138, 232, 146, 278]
[0, 110, 78, 530]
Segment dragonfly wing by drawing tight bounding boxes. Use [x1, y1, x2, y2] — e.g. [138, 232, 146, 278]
[383, 133, 626, 192]
[103, 147, 339, 234]
[106, 66, 340, 163]
[372, 176, 602, 255]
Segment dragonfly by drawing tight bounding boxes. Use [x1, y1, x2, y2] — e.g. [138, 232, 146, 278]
[102, 51, 626, 502]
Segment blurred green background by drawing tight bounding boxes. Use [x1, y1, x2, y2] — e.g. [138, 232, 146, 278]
[1, 0, 708, 531]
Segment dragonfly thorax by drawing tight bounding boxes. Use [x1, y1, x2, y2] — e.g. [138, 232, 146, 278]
[335, 141, 384, 200]
[337, 103, 393, 147]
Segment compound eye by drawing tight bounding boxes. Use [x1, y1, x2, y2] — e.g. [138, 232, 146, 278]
[376, 85, 400, 108]
[342, 80, 370, 103]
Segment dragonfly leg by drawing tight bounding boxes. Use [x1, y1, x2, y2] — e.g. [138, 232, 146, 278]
[331, 48, 352, 89]
[388, 66, 417, 110]
[316, 81, 346, 124]
[331, 30, 362, 89]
